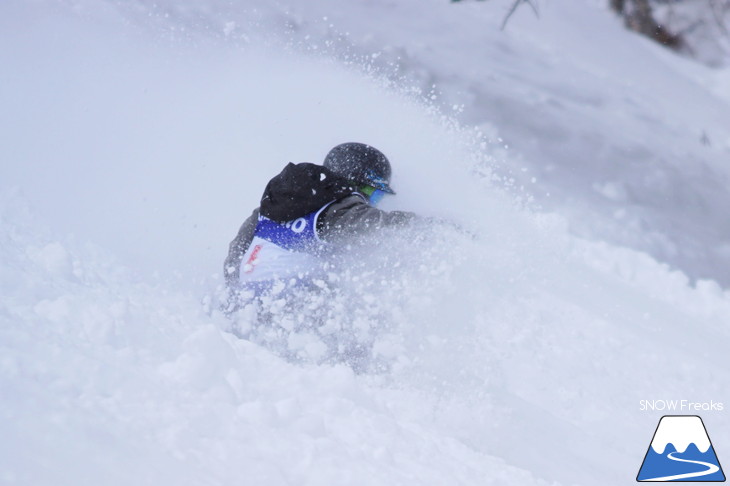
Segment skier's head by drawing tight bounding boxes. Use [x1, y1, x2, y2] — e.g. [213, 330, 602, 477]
[323, 143, 395, 196]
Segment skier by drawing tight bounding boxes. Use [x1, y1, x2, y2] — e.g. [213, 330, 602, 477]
[223, 142, 417, 309]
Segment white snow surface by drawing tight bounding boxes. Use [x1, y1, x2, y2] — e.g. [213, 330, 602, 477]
[650, 416, 712, 454]
[1, 1, 730, 485]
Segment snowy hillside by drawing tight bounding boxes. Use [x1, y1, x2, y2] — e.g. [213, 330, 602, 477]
[1, 1, 729, 485]
[281, 0, 730, 287]
[79, 0, 730, 286]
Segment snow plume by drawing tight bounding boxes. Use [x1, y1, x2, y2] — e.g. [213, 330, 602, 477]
[221, 220, 479, 373]
[0, 190, 548, 485]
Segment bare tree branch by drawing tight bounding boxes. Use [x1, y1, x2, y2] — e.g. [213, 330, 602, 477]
[501, 0, 540, 31]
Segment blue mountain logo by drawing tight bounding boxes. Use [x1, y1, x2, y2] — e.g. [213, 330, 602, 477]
[637, 415, 725, 482]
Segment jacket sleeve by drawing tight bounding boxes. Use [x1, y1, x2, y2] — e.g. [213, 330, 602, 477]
[316, 195, 417, 243]
[224, 208, 259, 287]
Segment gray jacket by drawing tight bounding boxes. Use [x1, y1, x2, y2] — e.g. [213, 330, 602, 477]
[224, 194, 416, 286]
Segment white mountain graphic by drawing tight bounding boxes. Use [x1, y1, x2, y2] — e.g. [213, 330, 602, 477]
[651, 416, 712, 454]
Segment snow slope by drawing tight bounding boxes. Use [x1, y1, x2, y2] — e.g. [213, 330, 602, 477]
[302, 0, 730, 287]
[1, 1, 729, 486]
[132, 0, 730, 287]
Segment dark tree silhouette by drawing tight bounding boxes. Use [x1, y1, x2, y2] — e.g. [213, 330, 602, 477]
[610, 0, 684, 49]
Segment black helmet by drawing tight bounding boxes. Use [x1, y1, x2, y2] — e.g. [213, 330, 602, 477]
[323, 142, 395, 194]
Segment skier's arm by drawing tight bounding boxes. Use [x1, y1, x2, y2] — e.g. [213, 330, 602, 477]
[316, 195, 417, 243]
[224, 208, 259, 287]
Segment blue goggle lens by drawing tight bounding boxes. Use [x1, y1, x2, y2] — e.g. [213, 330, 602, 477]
[369, 189, 386, 206]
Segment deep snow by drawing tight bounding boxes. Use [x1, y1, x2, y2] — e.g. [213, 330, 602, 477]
[1, 1, 729, 485]
[166, 0, 730, 287]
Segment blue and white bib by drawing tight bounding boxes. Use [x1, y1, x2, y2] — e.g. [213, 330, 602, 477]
[237, 202, 333, 283]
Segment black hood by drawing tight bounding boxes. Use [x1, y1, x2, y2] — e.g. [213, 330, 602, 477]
[259, 162, 357, 222]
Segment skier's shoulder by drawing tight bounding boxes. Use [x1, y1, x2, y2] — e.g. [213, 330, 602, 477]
[317, 193, 418, 238]
[325, 193, 369, 211]
[320, 192, 386, 221]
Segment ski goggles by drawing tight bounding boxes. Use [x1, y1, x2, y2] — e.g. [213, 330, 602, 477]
[360, 185, 387, 206]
